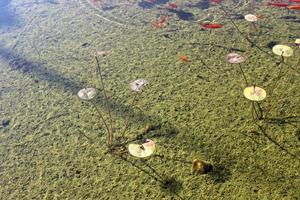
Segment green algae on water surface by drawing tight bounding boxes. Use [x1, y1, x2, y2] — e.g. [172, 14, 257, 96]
[0, 0, 300, 199]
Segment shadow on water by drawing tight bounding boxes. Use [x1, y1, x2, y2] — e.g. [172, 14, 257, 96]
[265, 116, 300, 126]
[167, 9, 194, 21]
[0, 0, 19, 28]
[191, 42, 246, 52]
[118, 155, 184, 200]
[138, 0, 170, 9]
[186, 0, 210, 10]
[0, 47, 85, 92]
[280, 15, 298, 20]
[0, 47, 178, 135]
[266, 41, 279, 49]
[209, 163, 232, 183]
[280, 15, 300, 23]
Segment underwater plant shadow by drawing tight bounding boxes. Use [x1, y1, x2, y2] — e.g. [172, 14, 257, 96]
[0, 47, 84, 92]
[208, 163, 232, 184]
[280, 15, 300, 23]
[138, 0, 170, 9]
[186, 0, 210, 10]
[264, 116, 300, 126]
[120, 123, 178, 146]
[191, 42, 246, 53]
[255, 123, 300, 160]
[0, 47, 178, 137]
[266, 41, 279, 49]
[167, 9, 194, 21]
[118, 155, 184, 200]
[153, 154, 190, 165]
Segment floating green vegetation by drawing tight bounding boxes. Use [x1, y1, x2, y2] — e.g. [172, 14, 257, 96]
[0, 0, 300, 199]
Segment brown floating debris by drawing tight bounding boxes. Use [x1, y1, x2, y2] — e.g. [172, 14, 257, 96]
[191, 159, 213, 174]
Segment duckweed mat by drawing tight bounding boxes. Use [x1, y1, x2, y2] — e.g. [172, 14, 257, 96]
[0, 0, 300, 199]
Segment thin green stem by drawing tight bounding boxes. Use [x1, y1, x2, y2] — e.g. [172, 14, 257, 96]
[95, 56, 114, 143]
[219, 4, 270, 54]
[251, 101, 263, 121]
[254, 121, 299, 160]
[121, 92, 139, 138]
[263, 61, 284, 119]
[238, 63, 248, 85]
[256, 102, 263, 119]
[220, 4, 299, 74]
[90, 101, 111, 145]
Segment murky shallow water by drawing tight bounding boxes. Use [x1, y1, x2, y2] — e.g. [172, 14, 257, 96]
[0, 0, 300, 199]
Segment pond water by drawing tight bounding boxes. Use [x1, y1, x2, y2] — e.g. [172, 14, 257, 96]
[0, 0, 299, 199]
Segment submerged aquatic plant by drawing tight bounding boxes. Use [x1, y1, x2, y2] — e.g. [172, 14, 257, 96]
[217, 3, 265, 50]
[244, 14, 262, 34]
[77, 51, 151, 148]
[77, 87, 112, 145]
[243, 86, 266, 120]
[265, 44, 294, 117]
[77, 54, 150, 148]
[120, 78, 149, 138]
[95, 55, 114, 146]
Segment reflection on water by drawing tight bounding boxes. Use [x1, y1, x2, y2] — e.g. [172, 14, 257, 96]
[0, 0, 18, 28]
[0, 0, 11, 7]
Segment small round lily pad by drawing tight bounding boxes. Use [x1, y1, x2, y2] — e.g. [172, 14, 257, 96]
[272, 45, 293, 57]
[130, 79, 149, 92]
[226, 53, 245, 64]
[244, 14, 258, 22]
[77, 88, 97, 100]
[243, 86, 266, 101]
[128, 139, 155, 158]
[295, 39, 300, 47]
